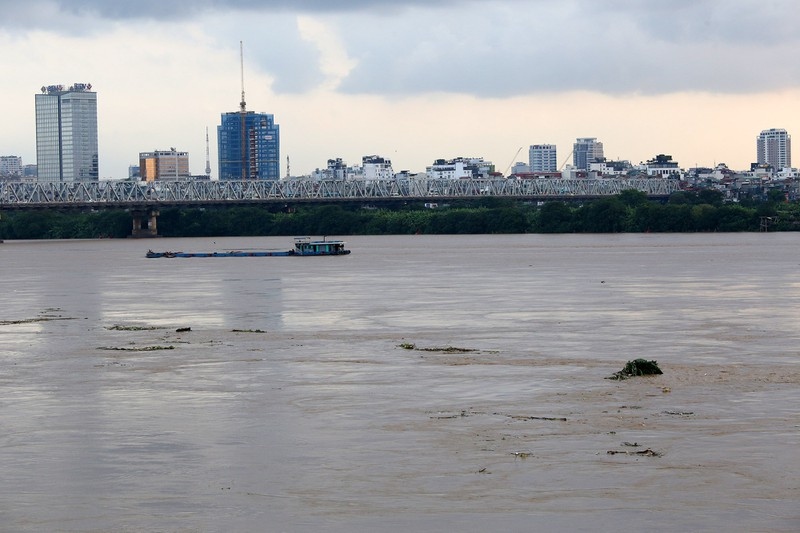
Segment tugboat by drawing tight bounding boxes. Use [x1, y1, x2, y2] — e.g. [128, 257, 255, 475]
[146, 237, 350, 258]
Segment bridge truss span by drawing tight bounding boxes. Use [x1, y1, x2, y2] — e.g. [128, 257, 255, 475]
[0, 178, 680, 209]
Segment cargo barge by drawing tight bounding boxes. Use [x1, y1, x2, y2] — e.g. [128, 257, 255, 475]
[146, 237, 350, 258]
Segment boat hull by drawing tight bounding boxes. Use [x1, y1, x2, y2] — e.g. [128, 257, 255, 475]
[146, 250, 350, 258]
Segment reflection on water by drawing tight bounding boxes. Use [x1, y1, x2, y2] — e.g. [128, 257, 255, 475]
[0, 234, 798, 532]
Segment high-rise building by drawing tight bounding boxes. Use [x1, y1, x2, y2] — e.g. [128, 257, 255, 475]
[573, 137, 604, 171]
[219, 42, 280, 180]
[217, 111, 280, 180]
[529, 144, 558, 172]
[35, 83, 98, 182]
[757, 128, 791, 170]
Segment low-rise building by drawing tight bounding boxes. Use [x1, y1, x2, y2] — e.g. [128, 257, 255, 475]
[589, 159, 631, 178]
[641, 154, 682, 179]
[361, 155, 394, 180]
[139, 149, 190, 181]
[510, 162, 530, 175]
[0, 155, 22, 178]
[426, 157, 494, 179]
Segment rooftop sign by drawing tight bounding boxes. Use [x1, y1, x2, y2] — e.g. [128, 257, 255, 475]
[40, 83, 93, 94]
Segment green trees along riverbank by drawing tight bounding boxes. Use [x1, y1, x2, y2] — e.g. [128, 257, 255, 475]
[1, 189, 797, 239]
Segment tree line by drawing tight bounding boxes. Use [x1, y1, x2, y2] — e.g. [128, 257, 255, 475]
[1, 189, 797, 239]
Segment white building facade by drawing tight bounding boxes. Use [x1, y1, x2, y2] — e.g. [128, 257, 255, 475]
[529, 144, 558, 172]
[426, 157, 494, 179]
[757, 128, 791, 170]
[361, 155, 394, 180]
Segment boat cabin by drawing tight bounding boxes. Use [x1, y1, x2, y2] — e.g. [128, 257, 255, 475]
[293, 237, 350, 256]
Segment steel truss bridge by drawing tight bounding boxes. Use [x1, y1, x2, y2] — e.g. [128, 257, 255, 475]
[1, 178, 679, 209]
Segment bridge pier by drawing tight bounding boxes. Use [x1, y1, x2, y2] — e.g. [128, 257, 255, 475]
[129, 209, 160, 238]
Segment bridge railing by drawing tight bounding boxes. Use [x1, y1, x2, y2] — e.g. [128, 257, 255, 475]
[0, 178, 680, 207]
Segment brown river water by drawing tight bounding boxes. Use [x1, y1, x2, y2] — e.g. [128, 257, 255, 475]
[0, 234, 798, 532]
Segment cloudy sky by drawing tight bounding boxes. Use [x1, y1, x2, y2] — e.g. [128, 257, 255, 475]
[1, 0, 798, 178]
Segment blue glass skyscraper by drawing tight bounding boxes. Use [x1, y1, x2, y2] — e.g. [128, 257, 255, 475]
[217, 111, 280, 180]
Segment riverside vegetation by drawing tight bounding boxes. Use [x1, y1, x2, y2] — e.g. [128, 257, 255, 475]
[1, 189, 798, 239]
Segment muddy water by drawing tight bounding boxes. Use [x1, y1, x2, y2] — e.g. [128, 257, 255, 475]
[0, 234, 798, 532]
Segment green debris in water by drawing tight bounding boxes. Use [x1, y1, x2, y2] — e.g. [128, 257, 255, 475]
[106, 325, 163, 331]
[0, 317, 75, 325]
[606, 358, 663, 380]
[397, 343, 476, 353]
[98, 345, 175, 351]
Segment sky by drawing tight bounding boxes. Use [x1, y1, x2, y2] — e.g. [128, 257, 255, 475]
[1, 0, 798, 178]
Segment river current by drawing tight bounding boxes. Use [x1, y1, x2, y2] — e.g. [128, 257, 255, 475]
[0, 234, 798, 532]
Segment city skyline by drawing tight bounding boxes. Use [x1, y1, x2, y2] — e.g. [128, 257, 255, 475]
[0, 1, 799, 178]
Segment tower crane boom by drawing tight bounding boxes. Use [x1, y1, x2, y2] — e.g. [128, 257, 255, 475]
[505, 146, 524, 176]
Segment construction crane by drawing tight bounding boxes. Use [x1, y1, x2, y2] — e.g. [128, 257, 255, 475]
[504, 146, 524, 176]
[559, 150, 574, 170]
[204, 127, 211, 177]
[239, 41, 248, 180]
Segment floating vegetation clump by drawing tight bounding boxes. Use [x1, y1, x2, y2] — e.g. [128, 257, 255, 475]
[1, 315, 76, 325]
[98, 345, 175, 351]
[231, 329, 266, 333]
[607, 448, 662, 457]
[433, 346, 476, 353]
[606, 358, 663, 380]
[1, 318, 47, 325]
[106, 325, 164, 331]
[396, 343, 476, 353]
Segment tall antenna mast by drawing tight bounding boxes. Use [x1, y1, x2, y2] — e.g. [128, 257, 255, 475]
[239, 41, 248, 179]
[205, 127, 211, 177]
[239, 40, 246, 113]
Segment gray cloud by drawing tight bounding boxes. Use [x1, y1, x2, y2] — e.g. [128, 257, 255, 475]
[329, 0, 800, 96]
[2, 0, 798, 98]
[0, 0, 468, 22]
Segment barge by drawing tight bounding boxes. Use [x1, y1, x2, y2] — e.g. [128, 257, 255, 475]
[146, 237, 350, 258]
